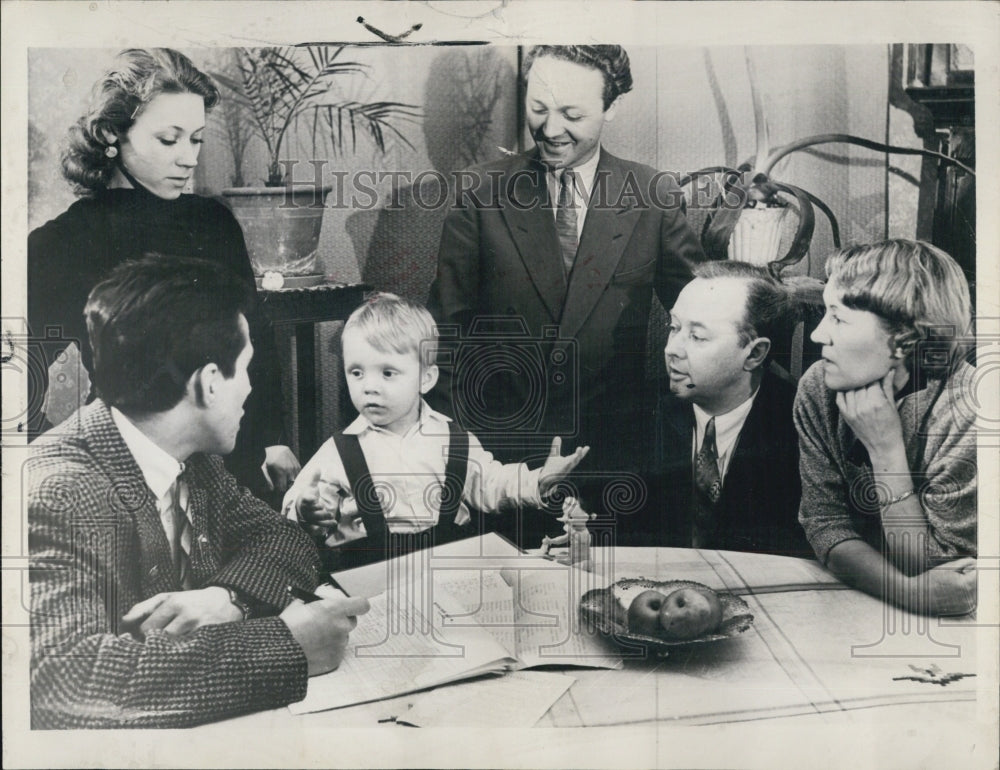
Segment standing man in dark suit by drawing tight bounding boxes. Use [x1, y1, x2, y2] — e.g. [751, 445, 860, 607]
[27, 256, 370, 729]
[637, 261, 812, 557]
[428, 45, 705, 491]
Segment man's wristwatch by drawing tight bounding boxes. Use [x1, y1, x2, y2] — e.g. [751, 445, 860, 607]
[219, 586, 252, 620]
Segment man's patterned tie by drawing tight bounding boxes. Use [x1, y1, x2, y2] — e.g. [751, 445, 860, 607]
[172, 474, 192, 589]
[692, 417, 722, 548]
[556, 168, 579, 277]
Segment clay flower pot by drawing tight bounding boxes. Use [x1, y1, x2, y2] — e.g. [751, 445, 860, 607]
[222, 186, 332, 279]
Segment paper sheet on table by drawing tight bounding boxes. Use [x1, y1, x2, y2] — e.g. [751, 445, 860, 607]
[430, 568, 517, 654]
[505, 567, 623, 669]
[289, 585, 515, 714]
[433, 567, 623, 670]
[396, 670, 576, 727]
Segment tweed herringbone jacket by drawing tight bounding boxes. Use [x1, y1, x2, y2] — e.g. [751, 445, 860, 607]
[28, 401, 323, 728]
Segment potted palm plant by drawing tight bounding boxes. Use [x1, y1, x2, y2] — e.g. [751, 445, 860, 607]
[680, 50, 975, 277]
[213, 45, 419, 283]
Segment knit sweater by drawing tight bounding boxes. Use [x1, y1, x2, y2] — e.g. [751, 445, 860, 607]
[793, 360, 977, 565]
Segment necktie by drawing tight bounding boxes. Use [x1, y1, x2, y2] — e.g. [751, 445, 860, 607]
[692, 417, 722, 548]
[172, 474, 192, 589]
[555, 168, 579, 276]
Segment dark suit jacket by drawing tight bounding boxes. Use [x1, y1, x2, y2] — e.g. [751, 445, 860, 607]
[28, 401, 322, 729]
[632, 368, 812, 557]
[427, 149, 705, 472]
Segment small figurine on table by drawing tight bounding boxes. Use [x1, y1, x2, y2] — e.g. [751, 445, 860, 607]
[540, 497, 596, 566]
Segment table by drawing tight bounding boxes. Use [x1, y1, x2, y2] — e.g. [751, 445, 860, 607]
[217, 534, 984, 736]
[259, 282, 368, 458]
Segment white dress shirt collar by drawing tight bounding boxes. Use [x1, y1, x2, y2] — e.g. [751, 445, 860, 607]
[110, 406, 185, 499]
[342, 399, 451, 439]
[692, 389, 759, 480]
[547, 146, 601, 205]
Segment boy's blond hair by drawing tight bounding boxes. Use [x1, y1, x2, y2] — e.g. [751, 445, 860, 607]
[343, 293, 438, 369]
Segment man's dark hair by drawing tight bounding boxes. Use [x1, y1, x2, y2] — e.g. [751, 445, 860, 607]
[693, 260, 797, 358]
[85, 255, 253, 415]
[523, 45, 633, 110]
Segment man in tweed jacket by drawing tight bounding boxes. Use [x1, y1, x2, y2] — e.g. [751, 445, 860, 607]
[28, 256, 370, 729]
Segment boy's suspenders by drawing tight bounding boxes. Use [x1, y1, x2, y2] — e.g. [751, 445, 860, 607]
[438, 422, 471, 525]
[331, 422, 470, 561]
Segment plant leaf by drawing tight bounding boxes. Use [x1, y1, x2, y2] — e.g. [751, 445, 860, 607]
[745, 47, 770, 175]
[799, 189, 841, 248]
[674, 166, 742, 189]
[762, 133, 975, 177]
[228, 45, 421, 175]
[767, 182, 815, 276]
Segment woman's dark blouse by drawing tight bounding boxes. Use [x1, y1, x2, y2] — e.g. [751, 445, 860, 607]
[28, 187, 284, 493]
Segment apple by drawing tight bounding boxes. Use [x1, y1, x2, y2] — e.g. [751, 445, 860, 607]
[627, 590, 668, 636]
[658, 586, 723, 640]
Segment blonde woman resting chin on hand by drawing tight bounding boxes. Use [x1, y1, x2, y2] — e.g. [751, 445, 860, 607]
[794, 239, 977, 616]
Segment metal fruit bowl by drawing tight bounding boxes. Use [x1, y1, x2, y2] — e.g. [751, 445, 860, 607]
[580, 578, 754, 653]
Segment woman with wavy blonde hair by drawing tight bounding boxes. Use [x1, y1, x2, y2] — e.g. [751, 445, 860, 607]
[28, 48, 298, 500]
[794, 239, 976, 616]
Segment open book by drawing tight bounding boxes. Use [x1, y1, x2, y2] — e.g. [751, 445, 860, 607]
[289, 566, 622, 715]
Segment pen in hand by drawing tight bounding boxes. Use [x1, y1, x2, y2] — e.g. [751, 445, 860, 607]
[287, 585, 323, 604]
[287, 576, 351, 604]
[323, 574, 350, 596]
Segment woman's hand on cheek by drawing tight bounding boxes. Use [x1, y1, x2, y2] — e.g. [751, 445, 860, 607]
[836, 369, 905, 457]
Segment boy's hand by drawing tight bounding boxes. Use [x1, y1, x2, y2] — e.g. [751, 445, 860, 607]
[538, 437, 590, 498]
[338, 497, 364, 533]
[324, 498, 366, 544]
[295, 477, 343, 528]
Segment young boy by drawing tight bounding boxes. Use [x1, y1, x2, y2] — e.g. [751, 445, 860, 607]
[283, 293, 590, 566]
